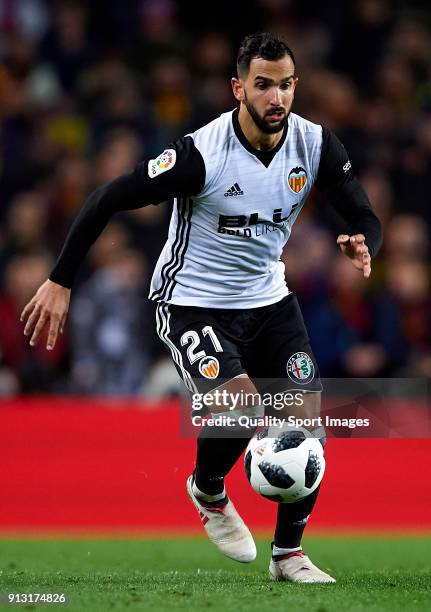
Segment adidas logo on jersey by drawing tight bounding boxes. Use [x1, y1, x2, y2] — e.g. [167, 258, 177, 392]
[224, 183, 244, 196]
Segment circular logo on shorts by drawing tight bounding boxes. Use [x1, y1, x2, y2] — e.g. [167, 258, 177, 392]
[199, 356, 220, 379]
[287, 352, 314, 384]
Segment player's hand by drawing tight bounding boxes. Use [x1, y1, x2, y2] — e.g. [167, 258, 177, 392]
[336, 234, 371, 278]
[20, 279, 71, 350]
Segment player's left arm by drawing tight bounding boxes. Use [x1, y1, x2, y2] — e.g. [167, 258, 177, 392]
[315, 128, 383, 278]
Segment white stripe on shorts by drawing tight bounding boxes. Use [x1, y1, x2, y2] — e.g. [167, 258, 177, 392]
[156, 302, 198, 394]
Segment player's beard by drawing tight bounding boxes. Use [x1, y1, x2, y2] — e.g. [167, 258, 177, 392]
[243, 91, 288, 134]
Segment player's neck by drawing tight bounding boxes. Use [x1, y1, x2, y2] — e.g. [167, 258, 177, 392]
[238, 105, 284, 151]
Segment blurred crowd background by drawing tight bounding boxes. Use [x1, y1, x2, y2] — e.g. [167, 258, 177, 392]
[0, 0, 430, 396]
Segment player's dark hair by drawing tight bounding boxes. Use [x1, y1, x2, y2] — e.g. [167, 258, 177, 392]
[237, 32, 295, 78]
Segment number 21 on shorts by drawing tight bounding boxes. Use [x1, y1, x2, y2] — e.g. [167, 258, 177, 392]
[180, 326, 223, 364]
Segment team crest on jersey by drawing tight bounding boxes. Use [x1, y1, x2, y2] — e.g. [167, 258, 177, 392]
[287, 352, 314, 384]
[199, 356, 219, 379]
[148, 148, 176, 178]
[288, 166, 307, 193]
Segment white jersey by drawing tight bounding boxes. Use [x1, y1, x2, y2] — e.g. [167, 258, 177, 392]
[50, 107, 380, 299]
[149, 109, 323, 309]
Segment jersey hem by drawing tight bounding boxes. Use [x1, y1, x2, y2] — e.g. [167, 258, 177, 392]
[149, 287, 291, 309]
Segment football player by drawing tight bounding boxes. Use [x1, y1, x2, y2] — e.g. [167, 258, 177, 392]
[21, 32, 382, 582]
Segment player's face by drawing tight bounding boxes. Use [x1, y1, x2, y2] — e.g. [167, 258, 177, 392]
[233, 56, 298, 134]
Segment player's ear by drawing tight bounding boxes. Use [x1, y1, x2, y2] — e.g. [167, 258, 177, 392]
[231, 77, 244, 102]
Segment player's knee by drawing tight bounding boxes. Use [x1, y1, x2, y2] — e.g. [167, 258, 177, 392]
[204, 373, 261, 413]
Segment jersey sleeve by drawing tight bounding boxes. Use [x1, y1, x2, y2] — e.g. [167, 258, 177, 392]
[315, 128, 383, 257]
[49, 136, 205, 288]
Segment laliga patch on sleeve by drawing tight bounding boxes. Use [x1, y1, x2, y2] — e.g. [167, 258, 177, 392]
[148, 148, 177, 178]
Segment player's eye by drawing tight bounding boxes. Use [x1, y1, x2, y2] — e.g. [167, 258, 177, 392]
[255, 82, 268, 90]
[280, 82, 292, 90]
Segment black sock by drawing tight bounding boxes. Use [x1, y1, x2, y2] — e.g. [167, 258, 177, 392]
[274, 485, 321, 549]
[194, 424, 256, 495]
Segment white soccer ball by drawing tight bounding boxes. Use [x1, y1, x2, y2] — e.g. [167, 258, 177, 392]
[244, 428, 325, 503]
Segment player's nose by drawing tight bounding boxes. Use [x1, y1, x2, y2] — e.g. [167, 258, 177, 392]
[269, 86, 282, 106]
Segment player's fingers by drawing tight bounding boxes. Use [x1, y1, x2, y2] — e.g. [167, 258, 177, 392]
[29, 310, 49, 346]
[46, 314, 61, 350]
[363, 260, 371, 278]
[59, 312, 68, 335]
[337, 234, 350, 244]
[20, 299, 36, 323]
[362, 252, 371, 278]
[356, 244, 369, 255]
[24, 304, 41, 336]
[350, 234, 365, 244]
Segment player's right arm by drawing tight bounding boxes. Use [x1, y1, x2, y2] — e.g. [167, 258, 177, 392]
[20, 137, 205, 350]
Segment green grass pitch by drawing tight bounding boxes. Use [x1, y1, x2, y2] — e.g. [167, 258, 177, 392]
[0, 536, 430, 611]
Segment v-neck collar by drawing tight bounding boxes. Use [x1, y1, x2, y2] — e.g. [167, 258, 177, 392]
[232, 107, 288, 168]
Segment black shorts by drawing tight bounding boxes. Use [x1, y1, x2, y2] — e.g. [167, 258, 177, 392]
[155, 293, 322, 395]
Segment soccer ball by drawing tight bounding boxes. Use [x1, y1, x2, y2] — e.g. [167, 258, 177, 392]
[244, 428, 325, 503]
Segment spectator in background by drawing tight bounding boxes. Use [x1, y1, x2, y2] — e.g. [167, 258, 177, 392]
[38, 0, 95, 95]
[50, 153, 91, 223]
[84, 67, 154, 152]
[331, 257, 387, 377]
[189, 33, 234, 128]
[385, 214, 429, 260]
[70, 223, 151, 395]
[124, 204, 171, 270]
[379, 214, 430, 372]
[92, 127, 143, 184]
[330, 0, 394, 92]
[377, 257, 430, 375]
[147, 55, 192, 149]
[0, 0, 48, 41]
[0, 190, 48, 278]
[358, 168, 393, 230]
[0, 252, 68, 392]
